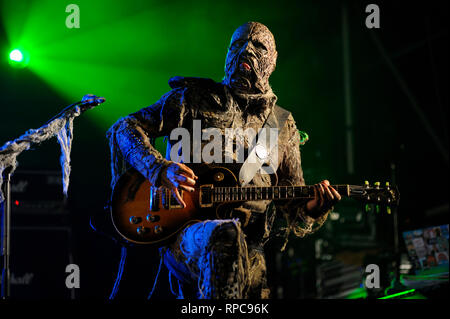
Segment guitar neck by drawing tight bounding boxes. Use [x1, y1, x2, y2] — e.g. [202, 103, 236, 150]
[212, 185, 351, 203]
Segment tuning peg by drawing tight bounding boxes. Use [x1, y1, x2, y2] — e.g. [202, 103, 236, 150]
[364, 180, 369, 188]
[374, 182, 380, 188]
[385, 182, 390, 190]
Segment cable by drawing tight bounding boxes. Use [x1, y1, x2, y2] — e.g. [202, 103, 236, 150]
[109, 245, 127, 300]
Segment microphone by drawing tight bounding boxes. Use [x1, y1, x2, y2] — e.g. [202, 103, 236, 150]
[80, 94, 106, 109]
[43, 94, 106, 125]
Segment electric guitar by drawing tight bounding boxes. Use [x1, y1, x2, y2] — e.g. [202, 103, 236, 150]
[110, 164, 400, 245]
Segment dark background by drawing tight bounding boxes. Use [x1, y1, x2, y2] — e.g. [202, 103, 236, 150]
[0, 0, 448, 299]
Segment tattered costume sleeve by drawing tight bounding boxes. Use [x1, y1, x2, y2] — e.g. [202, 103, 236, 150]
[106, 88, 188, 189]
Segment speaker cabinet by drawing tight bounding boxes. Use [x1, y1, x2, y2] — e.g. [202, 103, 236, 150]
[8, 226, 76, 299]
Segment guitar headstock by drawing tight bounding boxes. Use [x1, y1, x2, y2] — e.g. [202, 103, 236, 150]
[349, 181, 400, 212]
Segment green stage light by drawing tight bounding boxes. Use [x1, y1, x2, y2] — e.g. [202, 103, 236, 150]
[1, 0, 309, 131]
[8, 48, 29, 68]
[9, 49, 23, 62]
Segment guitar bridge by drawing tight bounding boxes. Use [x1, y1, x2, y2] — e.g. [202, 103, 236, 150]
[199, 184, 214, 208]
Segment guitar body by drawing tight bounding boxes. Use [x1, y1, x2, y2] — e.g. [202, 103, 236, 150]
[110, 164, 239, 245]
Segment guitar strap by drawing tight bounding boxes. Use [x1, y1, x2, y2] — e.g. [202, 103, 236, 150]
[238, 105, 291, 186]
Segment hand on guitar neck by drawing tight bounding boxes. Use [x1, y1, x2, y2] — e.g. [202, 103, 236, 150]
[305, 180, 342, 219]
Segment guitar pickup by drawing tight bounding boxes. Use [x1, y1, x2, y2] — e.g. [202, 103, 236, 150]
[162, 188, 170, 209]
[199, 185, 214, 208]
[161, 188, 184, 209]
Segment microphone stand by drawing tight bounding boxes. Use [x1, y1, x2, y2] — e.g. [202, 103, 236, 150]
[0, 95, 104, 299]
[391, 161, 400, 282]
[1, 167, 11, 299]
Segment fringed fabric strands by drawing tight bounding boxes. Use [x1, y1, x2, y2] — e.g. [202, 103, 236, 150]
[0, 106, 81, 203]
[56, 113, 78, 197]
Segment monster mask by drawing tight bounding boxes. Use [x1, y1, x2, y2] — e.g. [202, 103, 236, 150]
[223, 22, 278, 95]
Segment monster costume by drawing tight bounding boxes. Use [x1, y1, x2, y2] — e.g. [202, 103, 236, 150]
[107, 22, 330, 299]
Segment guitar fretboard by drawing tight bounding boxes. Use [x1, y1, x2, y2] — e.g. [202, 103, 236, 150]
[210, 185, 350, 203]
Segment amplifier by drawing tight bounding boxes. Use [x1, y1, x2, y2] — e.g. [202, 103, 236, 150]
[5, 226, 76, 299]
[10, 170, 67, 214]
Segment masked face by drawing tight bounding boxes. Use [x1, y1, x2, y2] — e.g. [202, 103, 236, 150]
[224, 22, 278, 94]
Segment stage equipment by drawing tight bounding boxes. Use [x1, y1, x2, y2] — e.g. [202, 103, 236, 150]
[0, 94, 105, 299]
